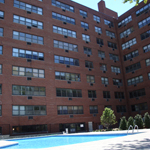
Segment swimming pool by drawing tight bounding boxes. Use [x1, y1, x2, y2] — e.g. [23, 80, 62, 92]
[2, 134, 127, 149]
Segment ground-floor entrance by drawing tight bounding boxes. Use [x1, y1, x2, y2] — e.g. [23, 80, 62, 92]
[59, 123, 86, 133]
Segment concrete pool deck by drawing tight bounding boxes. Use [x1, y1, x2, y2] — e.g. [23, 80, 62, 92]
[0, 129, 150, 150]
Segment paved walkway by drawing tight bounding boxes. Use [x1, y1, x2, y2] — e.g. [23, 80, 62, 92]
[0, 129, 150, 150]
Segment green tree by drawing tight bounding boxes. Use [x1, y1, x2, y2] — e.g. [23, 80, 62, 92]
[100, 108, 117, 129]
[127, 116, 134, 129]
[123, 0, 148, 6]
[119, 116, 127, 130]
[134, 114, 143, 129]
[144, 112, 150, 128]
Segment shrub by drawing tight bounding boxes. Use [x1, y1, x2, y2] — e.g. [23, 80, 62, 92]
[144, 112, 150, 128]
[119, 116, 127, 130]
[127, 116, 134, 129]
[134, 114, 143, 129]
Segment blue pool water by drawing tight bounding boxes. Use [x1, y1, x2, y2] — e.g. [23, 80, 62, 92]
[3, 134, 127, 149]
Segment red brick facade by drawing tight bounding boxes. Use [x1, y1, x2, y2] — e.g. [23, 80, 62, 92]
[0, 0, 150, 135]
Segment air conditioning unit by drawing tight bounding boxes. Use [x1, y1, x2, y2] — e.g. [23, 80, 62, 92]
[64, 35, 68, 38]
[90, 83, 93, 86]
[63, 22, 67, 24]
[27, 11, 31, 14]
[83, 16, 86, 19]
[28, 96, 32, 100]
[106, 99, 109, 102]
[84, 28, 87, 31]
[66, 65, 70, 68]
[27, 26, 31, 29]
[27, 42, 31, 45]
[101, 57, 104, 60]
[67, 81, 71, 84]
[87, 54, 90, 57]
[104, 84, 107, 87]
[27, 59, 32, 62]
[65, 50, 69, 53]
[88, 68, 92, 71]
[68, 98, 72, 100]
[27, 77, 32, 80]
[119, 99, 122, 102]
[62, 9, 65, 12]
[86, 41, 89, 44]
[91, 98, 95, 101]
[28, 116, 33, 120]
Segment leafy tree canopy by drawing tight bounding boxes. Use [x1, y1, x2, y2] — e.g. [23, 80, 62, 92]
[123, 0, 148, 6]
[100, 107, 117, 129]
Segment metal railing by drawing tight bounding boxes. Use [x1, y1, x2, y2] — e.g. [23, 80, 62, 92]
[127, 125, 138, 135]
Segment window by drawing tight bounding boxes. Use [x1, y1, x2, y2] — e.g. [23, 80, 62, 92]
[111, 66, 121, 73]
[85, 61, 93, 69]
[143, 44, 150, 53]
[55, 71, 80, 82]
[56, 88, 82, 97]
[122, 38, 137, 50]
[52, 12, 75, 25]
[103, 91, 110, 98]
[109, 53, 119, 61]
[12, 105, 46, 116]
[82, 34, 90, 42]
[0, 84, 1, 94]
[148, 73, 150, 80]
[0, 64, 2, 74]
[115, 92, 124, 99]
[106, 31, 115, 38]
[95, 26, 102, 34]
[129, 88, 146, 98]
[120, 27, 134, 39]
[52, 0, 74, 12]
[127, 75, 143, 86]
[141, 30, 150, 40]
[0, 46, 2, 55]
[53, 40, 78, 52]
[13, 31, 43, 45]
[80, 10, 87, 17]
[101, 77, 108, 85]
[98, 51, 105, 58]
[105, 105, 112, 109]
[146, 58, 150, 66]
[0, 11, 4, 19]
[104, 19, 113, 27]
[14, 0, 43, 15]
[138, 17, 150, 28]
[53, 26, 76, 38]
[116, 105, 126, 113]
[93, 15, 100, 22]
[12, 66, 44, 78]
[108, 42, 117, 49]
[118, 15, 132, 28]
[54, 55, 79, 66]
[84, 47, 92, 55]
[125, 62, 141, 73]
[136, 3, 150, 16]
[113, 79, 122, 86]
[87, 75, 95, 83]
[0, 105, 1, 116]
[90, 106, 98, 114]
[57, 106, 83, 115]
[0, 0, 4, 3]
[88, 90, 96, 98]
[124, 50, 139, 61]
[13, 15, 43, 29]
[12, 48, 44, 61]
[81, 22, 89, 29]
[100, 64, 107, 71]
[96, 38, 103, 45]
[12, 85, 46, 96]
[0, 28, 3, 36]
[131, 103, 148, 112]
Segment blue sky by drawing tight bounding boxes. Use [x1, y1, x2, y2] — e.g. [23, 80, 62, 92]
[71, 0, 140, 16]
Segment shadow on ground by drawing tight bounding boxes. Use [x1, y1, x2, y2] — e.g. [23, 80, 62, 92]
[104, 138, 150, 150]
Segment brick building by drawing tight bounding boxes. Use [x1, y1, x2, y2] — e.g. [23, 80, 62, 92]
[0, 0, 150, 135]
